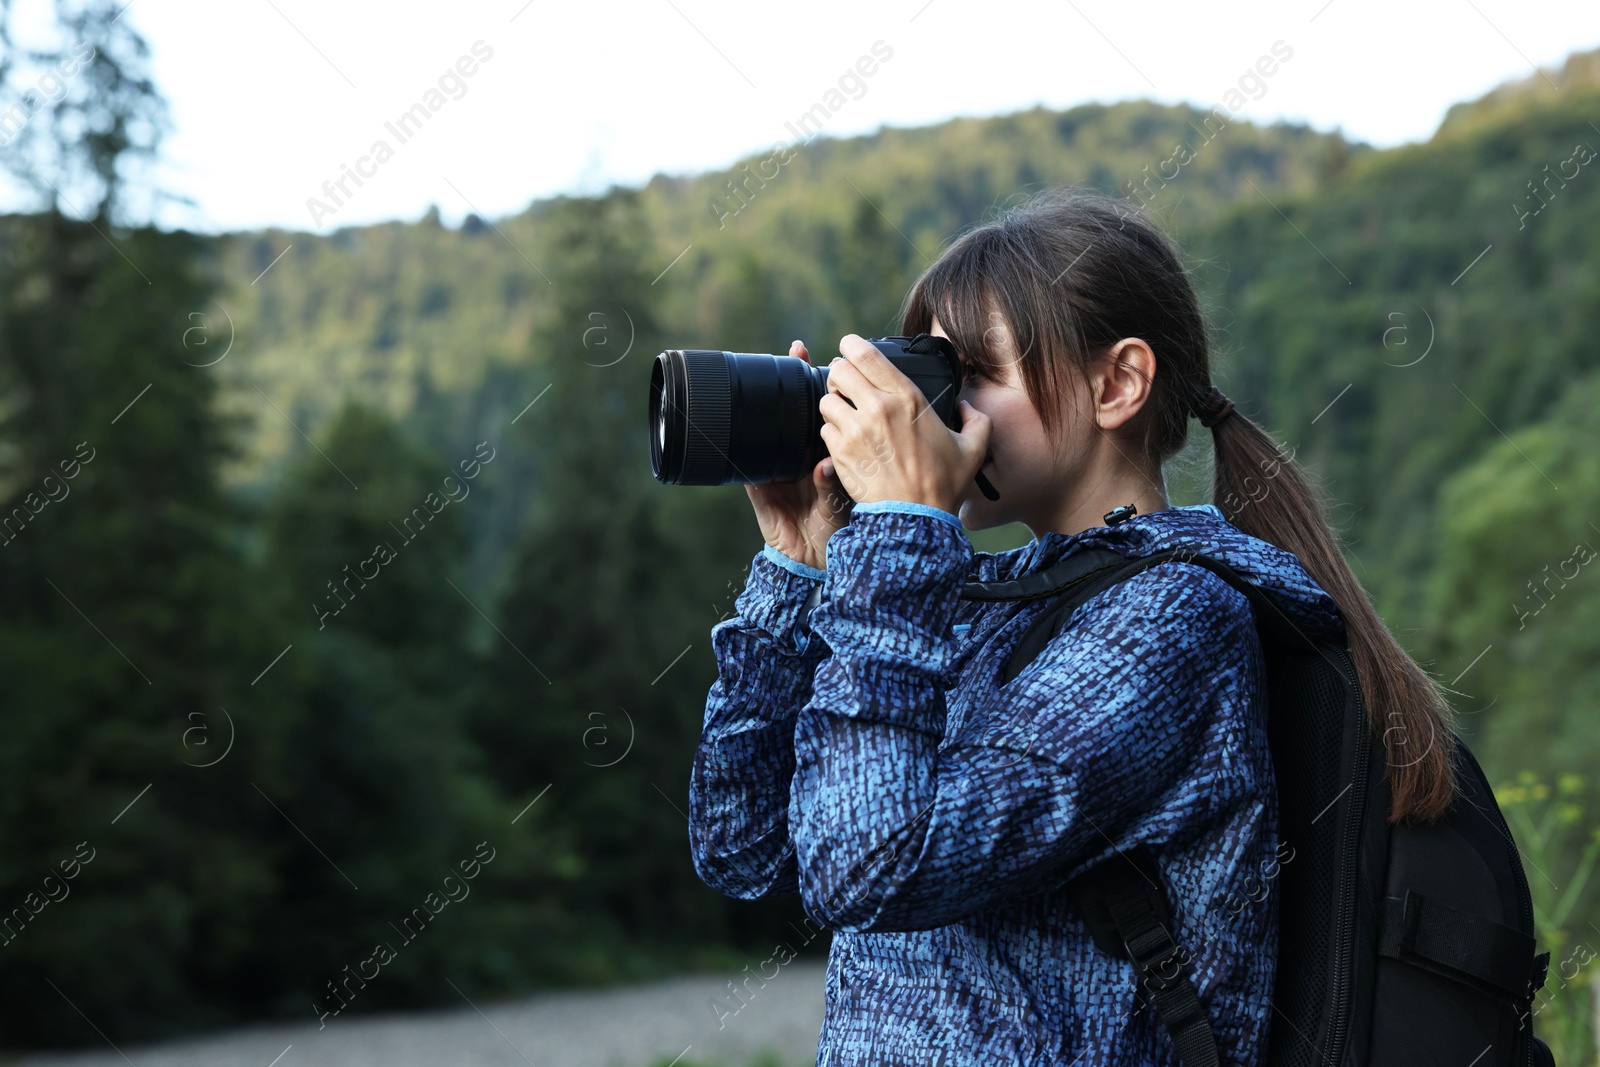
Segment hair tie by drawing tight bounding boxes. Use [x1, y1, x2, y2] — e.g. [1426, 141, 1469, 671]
[1193, 384, 1235, 428]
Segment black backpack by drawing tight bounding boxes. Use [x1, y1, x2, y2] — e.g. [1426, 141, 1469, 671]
[957, 543, 1555, 1067]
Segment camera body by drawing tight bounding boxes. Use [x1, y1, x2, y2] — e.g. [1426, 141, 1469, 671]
[648, 334, 964, 486]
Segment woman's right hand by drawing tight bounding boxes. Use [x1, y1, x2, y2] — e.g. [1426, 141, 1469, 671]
[746, 339, 854, 573]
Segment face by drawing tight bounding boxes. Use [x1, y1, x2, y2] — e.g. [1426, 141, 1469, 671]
[933, 313, 1098, 536]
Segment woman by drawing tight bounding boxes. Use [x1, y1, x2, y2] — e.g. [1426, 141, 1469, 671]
[687, 189, 1456, 1066]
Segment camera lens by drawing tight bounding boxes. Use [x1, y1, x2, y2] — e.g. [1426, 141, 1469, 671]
[649, 349, 827, 485]
[647, 335, 977, 490]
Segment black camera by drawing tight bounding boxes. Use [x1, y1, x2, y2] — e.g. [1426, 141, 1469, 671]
[648, 333, 996, 500]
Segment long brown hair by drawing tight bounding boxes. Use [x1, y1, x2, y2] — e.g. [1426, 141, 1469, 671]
[899, 188, 1457, 825]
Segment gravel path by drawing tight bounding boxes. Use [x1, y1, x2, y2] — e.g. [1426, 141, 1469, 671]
[3, 963, 828, 1067]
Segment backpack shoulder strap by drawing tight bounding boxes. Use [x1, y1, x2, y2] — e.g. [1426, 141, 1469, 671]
[967, 545, 1305, 1065]
[966, 550, 1234, 1064]
[960, 545, 1135, 604]
[969, 545, 1335, 688]
[1068, 844, 1222, 1067]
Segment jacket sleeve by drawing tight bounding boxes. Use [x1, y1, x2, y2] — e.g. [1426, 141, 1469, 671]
[688, 544, 831, 899]
[789, 502, 1257, 933]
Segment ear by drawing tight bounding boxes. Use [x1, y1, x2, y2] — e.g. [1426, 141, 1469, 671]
[1091, 338, 1156, 431]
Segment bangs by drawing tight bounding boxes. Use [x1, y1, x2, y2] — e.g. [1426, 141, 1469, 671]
[901, 232, 1005, 381]
[900, 225, 1079, 442]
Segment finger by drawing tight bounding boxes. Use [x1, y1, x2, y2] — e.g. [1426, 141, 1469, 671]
[958, 398, 991, 435]
[837, 333, 911, 394]
[813, 458, 843, 507]
[956, 399, 993, 463]
[824, 354, 873, 406]
[818, 419, 847, 462]
[790, 338, 809, 362]
[818, 390, 861, 429]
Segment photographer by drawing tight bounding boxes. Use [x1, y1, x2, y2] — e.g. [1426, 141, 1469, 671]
[687, 189, 1455, 1066]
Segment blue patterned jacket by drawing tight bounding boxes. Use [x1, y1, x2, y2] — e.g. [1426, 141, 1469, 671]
[688, 501, 1345, 1066]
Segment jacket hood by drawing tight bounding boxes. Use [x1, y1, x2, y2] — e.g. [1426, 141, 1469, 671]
[968, 503, 1347, 646]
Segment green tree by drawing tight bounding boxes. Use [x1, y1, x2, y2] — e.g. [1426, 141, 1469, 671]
[255, 400, 575, 1014]
[1426, 371, 1600, 778]
[472, 190, 808, 982]
[0, 211, 292, 1045]
[0, 0, 315, 1044]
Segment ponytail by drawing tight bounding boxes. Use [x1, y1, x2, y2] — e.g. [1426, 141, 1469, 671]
[1201, 389, 1459, 824]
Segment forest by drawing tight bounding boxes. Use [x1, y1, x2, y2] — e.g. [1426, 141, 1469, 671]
[1, 3, 1598, 1058]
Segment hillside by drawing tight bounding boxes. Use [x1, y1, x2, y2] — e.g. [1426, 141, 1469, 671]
[202, 98, 1368, 601]
[207, 99, 1366, 488]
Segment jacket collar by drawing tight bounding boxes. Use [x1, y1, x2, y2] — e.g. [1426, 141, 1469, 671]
[964, 503, 1345, 644]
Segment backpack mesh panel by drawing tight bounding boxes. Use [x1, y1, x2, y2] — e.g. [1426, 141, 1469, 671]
[1265, 647, 1355, 1066]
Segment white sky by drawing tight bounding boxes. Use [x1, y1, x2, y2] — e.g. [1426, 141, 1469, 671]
[6, 0, 1600, 234]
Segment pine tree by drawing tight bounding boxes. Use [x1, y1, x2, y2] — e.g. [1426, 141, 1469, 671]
[255, 399, 575, 1015]
[473, 190, 790, 977]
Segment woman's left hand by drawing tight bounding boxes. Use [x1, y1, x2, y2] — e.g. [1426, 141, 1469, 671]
[818, 333, 991, 514]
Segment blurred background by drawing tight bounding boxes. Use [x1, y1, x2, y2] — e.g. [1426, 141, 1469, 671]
[3, 0, 1600, 1064]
